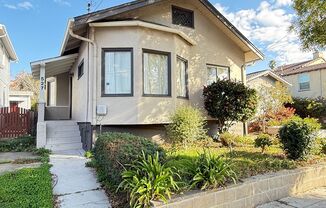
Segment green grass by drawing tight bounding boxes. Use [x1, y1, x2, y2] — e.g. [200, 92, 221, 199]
[0, 164, 53, 208]
[165, 144, 324, 188]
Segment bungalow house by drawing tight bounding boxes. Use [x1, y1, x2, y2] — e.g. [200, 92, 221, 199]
[31, 0, 263, 151]
[273, 51, 326, 98]
[0, 24, 18, 107]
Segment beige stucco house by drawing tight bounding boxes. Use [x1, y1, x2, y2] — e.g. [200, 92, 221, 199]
[0, 24, 18, 107]
[273, 51, 326, 98]
[31, 0, 263, 151]
[247, 70, 291, 90]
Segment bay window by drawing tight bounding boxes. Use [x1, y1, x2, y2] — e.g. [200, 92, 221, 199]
[143, 49, 171, 96]
[102, 48, 133, 96]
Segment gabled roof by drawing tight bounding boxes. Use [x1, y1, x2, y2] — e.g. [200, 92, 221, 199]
[273, 57, 326, 76]
[247, 70, 291, 86]
[60, 0, 263, 62]
[0, 24, 18, 61]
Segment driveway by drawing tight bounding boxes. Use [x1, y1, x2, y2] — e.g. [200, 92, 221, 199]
[258, 187, 326, 208]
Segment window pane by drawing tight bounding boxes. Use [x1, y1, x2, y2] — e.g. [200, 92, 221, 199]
[104, 51, 131, 95]
[144, 52, 169, 95]
[177, 58, 187, 97]
[217, 66, 229, 80]
[298, 74, 310, 90]
[207, 66, 217, 85]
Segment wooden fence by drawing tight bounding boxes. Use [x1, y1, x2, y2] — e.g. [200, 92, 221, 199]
[0, 107, 37, 138]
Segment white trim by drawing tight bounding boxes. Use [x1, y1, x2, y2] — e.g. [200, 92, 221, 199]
[31, 53, 78, 67]
[59, 19, 73, 56]
[247, 70, 292, 86]
[89, 21, 197, 46]
[0, 24, 18, 61]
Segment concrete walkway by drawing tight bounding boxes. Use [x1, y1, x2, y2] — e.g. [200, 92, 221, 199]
[0, 152, 41, 175]
[50, 149, 111, 208]
[258, 187, 326, 208]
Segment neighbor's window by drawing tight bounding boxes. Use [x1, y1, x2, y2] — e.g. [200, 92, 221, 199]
[103, 48, 133, 96]
[298, 73, 310, 91]
[143, 49, 171, 96]
[172, 6, 194, 28]
[78, 60, 84, 79]
[207, 65, 230, 85]
[176, 56, 188, 98]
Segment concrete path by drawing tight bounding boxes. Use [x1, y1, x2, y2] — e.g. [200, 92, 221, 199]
[258, 187, 326, 208]
[50, 149, 111, 208]
[0, 152, 41, 175]
[0, 152, 40, 163]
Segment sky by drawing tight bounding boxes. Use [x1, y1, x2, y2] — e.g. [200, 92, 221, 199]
[0, 0, 324, 79]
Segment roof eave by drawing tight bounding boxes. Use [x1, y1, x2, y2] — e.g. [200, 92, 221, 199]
[0, 25, 18, 61]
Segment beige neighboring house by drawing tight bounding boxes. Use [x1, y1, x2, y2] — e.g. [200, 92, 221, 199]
[31, 0, 263, 151]
[247, 70, 291, 90]
[0, 24, 18, 107]
[9, 91, 33, 110]
[273, 51, 326, 98]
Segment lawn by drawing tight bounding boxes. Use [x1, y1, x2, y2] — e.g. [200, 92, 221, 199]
[164, 143, 325, 186]
[0, 164, 53, 208]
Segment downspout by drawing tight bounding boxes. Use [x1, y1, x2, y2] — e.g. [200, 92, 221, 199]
[68, 20, 97, 125]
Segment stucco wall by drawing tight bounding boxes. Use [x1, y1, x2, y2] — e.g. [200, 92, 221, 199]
[0, 40, 10, 107]
[247, 76, 276, 91]
[284, 70, 326, 98]
[56, 72, 69, 106]
[90, 0, 245, 126]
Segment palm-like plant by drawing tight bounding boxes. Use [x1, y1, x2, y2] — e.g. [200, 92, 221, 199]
[190, 150, 237, 190]
[118, 152, 179, 208]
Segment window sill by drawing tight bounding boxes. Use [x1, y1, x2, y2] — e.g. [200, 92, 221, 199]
[101, 94, 133, 97]
[298, 89, 310, 92]
[143, 94, 172, 98]
[177, 96, 189, 100]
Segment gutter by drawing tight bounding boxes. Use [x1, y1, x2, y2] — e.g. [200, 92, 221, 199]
[0, 25, 18, 61]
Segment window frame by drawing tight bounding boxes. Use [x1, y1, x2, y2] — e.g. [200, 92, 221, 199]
[176, 55, 189, 99]
[172, 5, 195, 29]
[77, 59, 84, 80]
[206, 64, 230, 84]
[142, 48, 172, 97]
[298, 73, 310, 91]
[101, 48, 134, 97]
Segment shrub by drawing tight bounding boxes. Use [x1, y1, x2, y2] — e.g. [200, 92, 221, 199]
[166, 106, 207, 145]
[219, 132, 236, 147]
[190, 150, 237, 190]
[118, 152, 179, 208]
[93, 132, 165, 190]
[285, 97, 326, 118]
[322, 140, 326, 154]
[0, 136, 35, 152]
[279, 117, 320, 160]
[254, 134, 273, 153]
[203, 79, 258, 133]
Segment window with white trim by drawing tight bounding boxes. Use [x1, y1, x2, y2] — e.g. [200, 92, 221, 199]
[207, 65, 230, 85]
[102, 48, 133, 96]
[143, 50, 171, 96]
[176, 57, 188, 98]
[298, 73, 310, 91]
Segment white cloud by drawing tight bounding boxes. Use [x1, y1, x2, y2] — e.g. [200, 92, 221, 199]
[4, 1, 33, 10]
[54, 0, 71, 6]
[215, 0, 311, 65]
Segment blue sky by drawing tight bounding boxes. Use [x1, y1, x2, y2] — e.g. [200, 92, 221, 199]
[0, 0, 321, 78]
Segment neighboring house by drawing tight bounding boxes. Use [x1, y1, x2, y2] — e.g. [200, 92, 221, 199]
[0, 24, 18, 107]
[247, 70, 291, 115]
[31, 0, 263, 151]
[273, 51, 326, 98]
[9, 91, 33, 110]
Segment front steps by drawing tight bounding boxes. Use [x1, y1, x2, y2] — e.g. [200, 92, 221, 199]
[45, 121, 82, 151]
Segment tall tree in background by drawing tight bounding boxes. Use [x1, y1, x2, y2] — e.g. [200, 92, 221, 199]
[269, 60, 276, 69]
[10, 72, 39, 109]
[291, 0, 326, 50]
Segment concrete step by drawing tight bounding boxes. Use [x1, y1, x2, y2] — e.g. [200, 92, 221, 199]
[47, 125, 80, 132]
[47, 130, 80, 138]
[46, 142, 83, 151]
[47, 137, 81, 145]
[46, 120, 78, 125]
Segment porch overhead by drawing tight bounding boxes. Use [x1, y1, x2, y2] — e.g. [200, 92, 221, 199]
[31, 53, 78, 79]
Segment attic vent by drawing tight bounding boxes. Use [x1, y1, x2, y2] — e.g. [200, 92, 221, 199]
[172, 6, 194, 28]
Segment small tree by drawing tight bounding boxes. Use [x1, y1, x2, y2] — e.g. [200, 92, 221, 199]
[254, 134, 273, 153]
[203, 79, 258, 134]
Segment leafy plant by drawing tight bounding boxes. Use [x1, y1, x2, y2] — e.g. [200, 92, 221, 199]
[219, 132, 236, 147]
[0, 136, 35, 152]
[166, 106, 207, 145]
[190, 150, 237, 190]
[118, 152, 179, 208]
[321, 140, 326, 155]
[254, 134, 273, 153]
[92, 132, 165, 190]
[279, 117, 321, 160]
[285, 97, 326, 119]
[203, 79, 258, 133]
[84, 151, 93, 158]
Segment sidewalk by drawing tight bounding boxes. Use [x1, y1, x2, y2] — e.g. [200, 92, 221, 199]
[50, 149, 111, 208]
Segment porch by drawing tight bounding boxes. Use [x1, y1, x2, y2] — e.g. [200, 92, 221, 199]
[31, 54, 83, 150]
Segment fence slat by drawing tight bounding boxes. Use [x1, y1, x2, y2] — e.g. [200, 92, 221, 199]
[0, 107, 36, 138]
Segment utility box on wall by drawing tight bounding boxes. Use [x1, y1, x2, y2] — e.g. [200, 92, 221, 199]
[96, 105, 107, 116]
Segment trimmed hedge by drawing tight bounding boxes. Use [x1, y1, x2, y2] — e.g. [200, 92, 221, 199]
[0, 136, 35, 152]
[93, 132, 165, 190]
